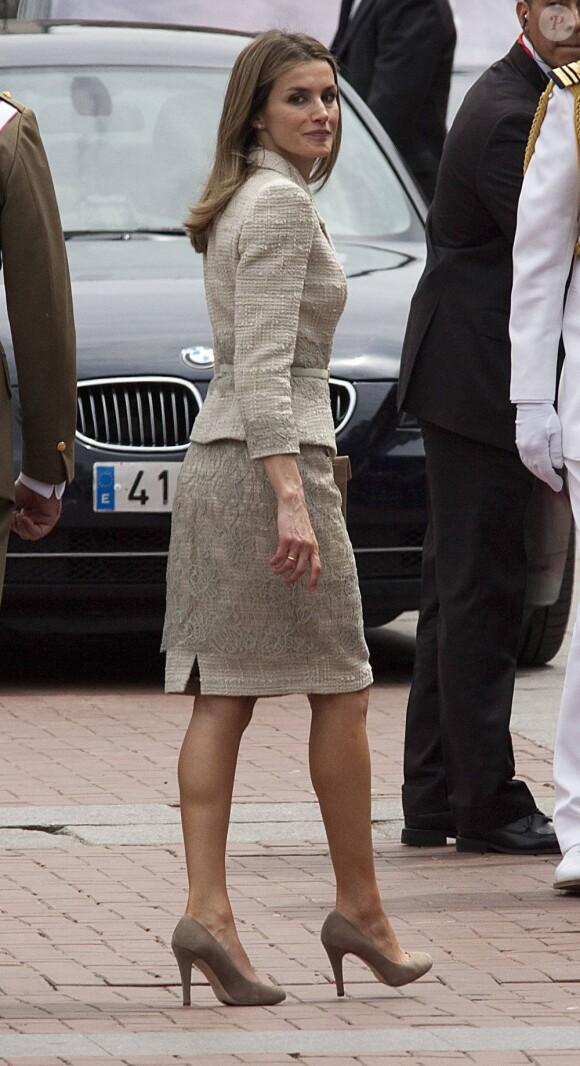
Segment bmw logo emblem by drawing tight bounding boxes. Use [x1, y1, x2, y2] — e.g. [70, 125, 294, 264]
[181, 346, 214, 367]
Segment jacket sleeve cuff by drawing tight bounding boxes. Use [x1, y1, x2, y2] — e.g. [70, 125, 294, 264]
[18, 473, 66, 499]
[245, 416, 301, 460]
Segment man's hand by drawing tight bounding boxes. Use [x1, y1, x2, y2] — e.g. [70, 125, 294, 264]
[11, 481, 62, 540]
[515, 402, 564, 492]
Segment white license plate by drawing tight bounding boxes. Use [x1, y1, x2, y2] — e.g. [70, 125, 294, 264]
[93, 462, 182, 513]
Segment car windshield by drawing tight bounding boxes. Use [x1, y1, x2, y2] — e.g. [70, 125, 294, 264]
[3, 64, 421, 240]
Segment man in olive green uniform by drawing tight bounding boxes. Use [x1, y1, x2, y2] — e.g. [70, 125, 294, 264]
[0, 92, 76, 597]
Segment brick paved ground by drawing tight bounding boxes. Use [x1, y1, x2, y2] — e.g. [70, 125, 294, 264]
[0, 620, 577, 1064]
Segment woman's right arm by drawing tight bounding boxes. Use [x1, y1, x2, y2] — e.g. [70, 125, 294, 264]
[262, 453, 321, 590]
[234, 181, 321, 587]
[234, 181, 316, 459]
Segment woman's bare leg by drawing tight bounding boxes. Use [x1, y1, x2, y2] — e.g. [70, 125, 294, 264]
[308, 689, 408, 962]
[177, 693, 258, 979]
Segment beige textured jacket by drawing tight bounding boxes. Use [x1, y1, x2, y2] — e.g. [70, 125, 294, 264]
[190, 149, 347, 460]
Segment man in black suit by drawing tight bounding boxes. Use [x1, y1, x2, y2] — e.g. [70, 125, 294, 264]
[397, 0, 580, 854]
[331, 0, 456, 201]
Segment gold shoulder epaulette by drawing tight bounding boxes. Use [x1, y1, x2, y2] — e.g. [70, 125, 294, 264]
[550, 61, 580, 88]
[0, 94, 25, 114]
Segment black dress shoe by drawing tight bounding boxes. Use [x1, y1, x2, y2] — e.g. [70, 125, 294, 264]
[456, 810, 560, 855]
[401, 811, 457, 847]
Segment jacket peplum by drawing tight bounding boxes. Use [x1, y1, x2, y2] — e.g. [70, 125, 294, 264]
[190, 149, 347, 459]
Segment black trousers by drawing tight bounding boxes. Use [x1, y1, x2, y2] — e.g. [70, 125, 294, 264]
[402, 422, 537, 835]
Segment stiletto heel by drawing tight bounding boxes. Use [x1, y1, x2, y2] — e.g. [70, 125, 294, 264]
[321, 910, 432, 997]
[171, 915, 286, 1007]
[323, 942, 346, 997]
[172, 942, 194, 1006]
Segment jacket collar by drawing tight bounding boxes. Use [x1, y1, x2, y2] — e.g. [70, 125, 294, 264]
[248, 147, 312, 196]
[507, 39, 550, 93]
[520, 33, 552, 78]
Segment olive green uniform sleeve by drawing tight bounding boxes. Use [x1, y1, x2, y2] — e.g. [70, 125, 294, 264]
[0, 101, 76, 484]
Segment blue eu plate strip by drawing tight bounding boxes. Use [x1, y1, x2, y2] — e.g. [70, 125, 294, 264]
[95, 465, 115, 511]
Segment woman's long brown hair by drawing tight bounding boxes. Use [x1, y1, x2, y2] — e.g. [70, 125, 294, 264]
[185, 29, 341, 253]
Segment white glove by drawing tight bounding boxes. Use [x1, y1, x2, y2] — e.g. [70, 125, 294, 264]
[515, 402, 564, 492]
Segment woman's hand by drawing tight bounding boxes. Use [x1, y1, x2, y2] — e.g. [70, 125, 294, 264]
[270, 491, 321, 589]
[261, 454, 321, 590]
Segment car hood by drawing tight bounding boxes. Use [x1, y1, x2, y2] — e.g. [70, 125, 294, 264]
[2, 235, 425, 384]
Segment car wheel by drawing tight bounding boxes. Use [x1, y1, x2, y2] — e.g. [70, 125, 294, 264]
[517, 528, 576, 667]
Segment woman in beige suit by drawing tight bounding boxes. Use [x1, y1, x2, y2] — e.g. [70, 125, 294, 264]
[162, 29, 432, 1007]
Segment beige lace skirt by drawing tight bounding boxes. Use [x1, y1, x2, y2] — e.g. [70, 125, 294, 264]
[162, 441, 372, 696]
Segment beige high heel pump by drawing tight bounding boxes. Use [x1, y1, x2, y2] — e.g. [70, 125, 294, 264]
[171, 914, 286, 1007]
[321, 910, 432, 997]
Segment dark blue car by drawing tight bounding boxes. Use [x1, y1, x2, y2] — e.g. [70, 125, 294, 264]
[0, 15, 571, 665]
[0, 19, 428, 636]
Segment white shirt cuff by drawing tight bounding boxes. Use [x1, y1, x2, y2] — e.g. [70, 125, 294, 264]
[18, 473, 66, 499]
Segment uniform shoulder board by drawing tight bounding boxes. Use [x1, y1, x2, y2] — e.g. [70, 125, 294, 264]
[0, 94, 18, 133]
[550, 61, 580, 88]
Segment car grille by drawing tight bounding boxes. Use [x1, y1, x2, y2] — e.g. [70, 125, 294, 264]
[76, 376, 202, 452]
[8, 528, 169, 555]
[6, 527, 170, 586]
[4, 553, 168, 586]
[329, 379, 356, 434]
[77, 376, 352, 448]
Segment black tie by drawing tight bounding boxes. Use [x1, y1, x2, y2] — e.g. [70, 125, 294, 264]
[335, 0, 355, 44]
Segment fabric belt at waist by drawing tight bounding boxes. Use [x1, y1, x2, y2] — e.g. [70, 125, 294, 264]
[217, 363, 330, 381]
